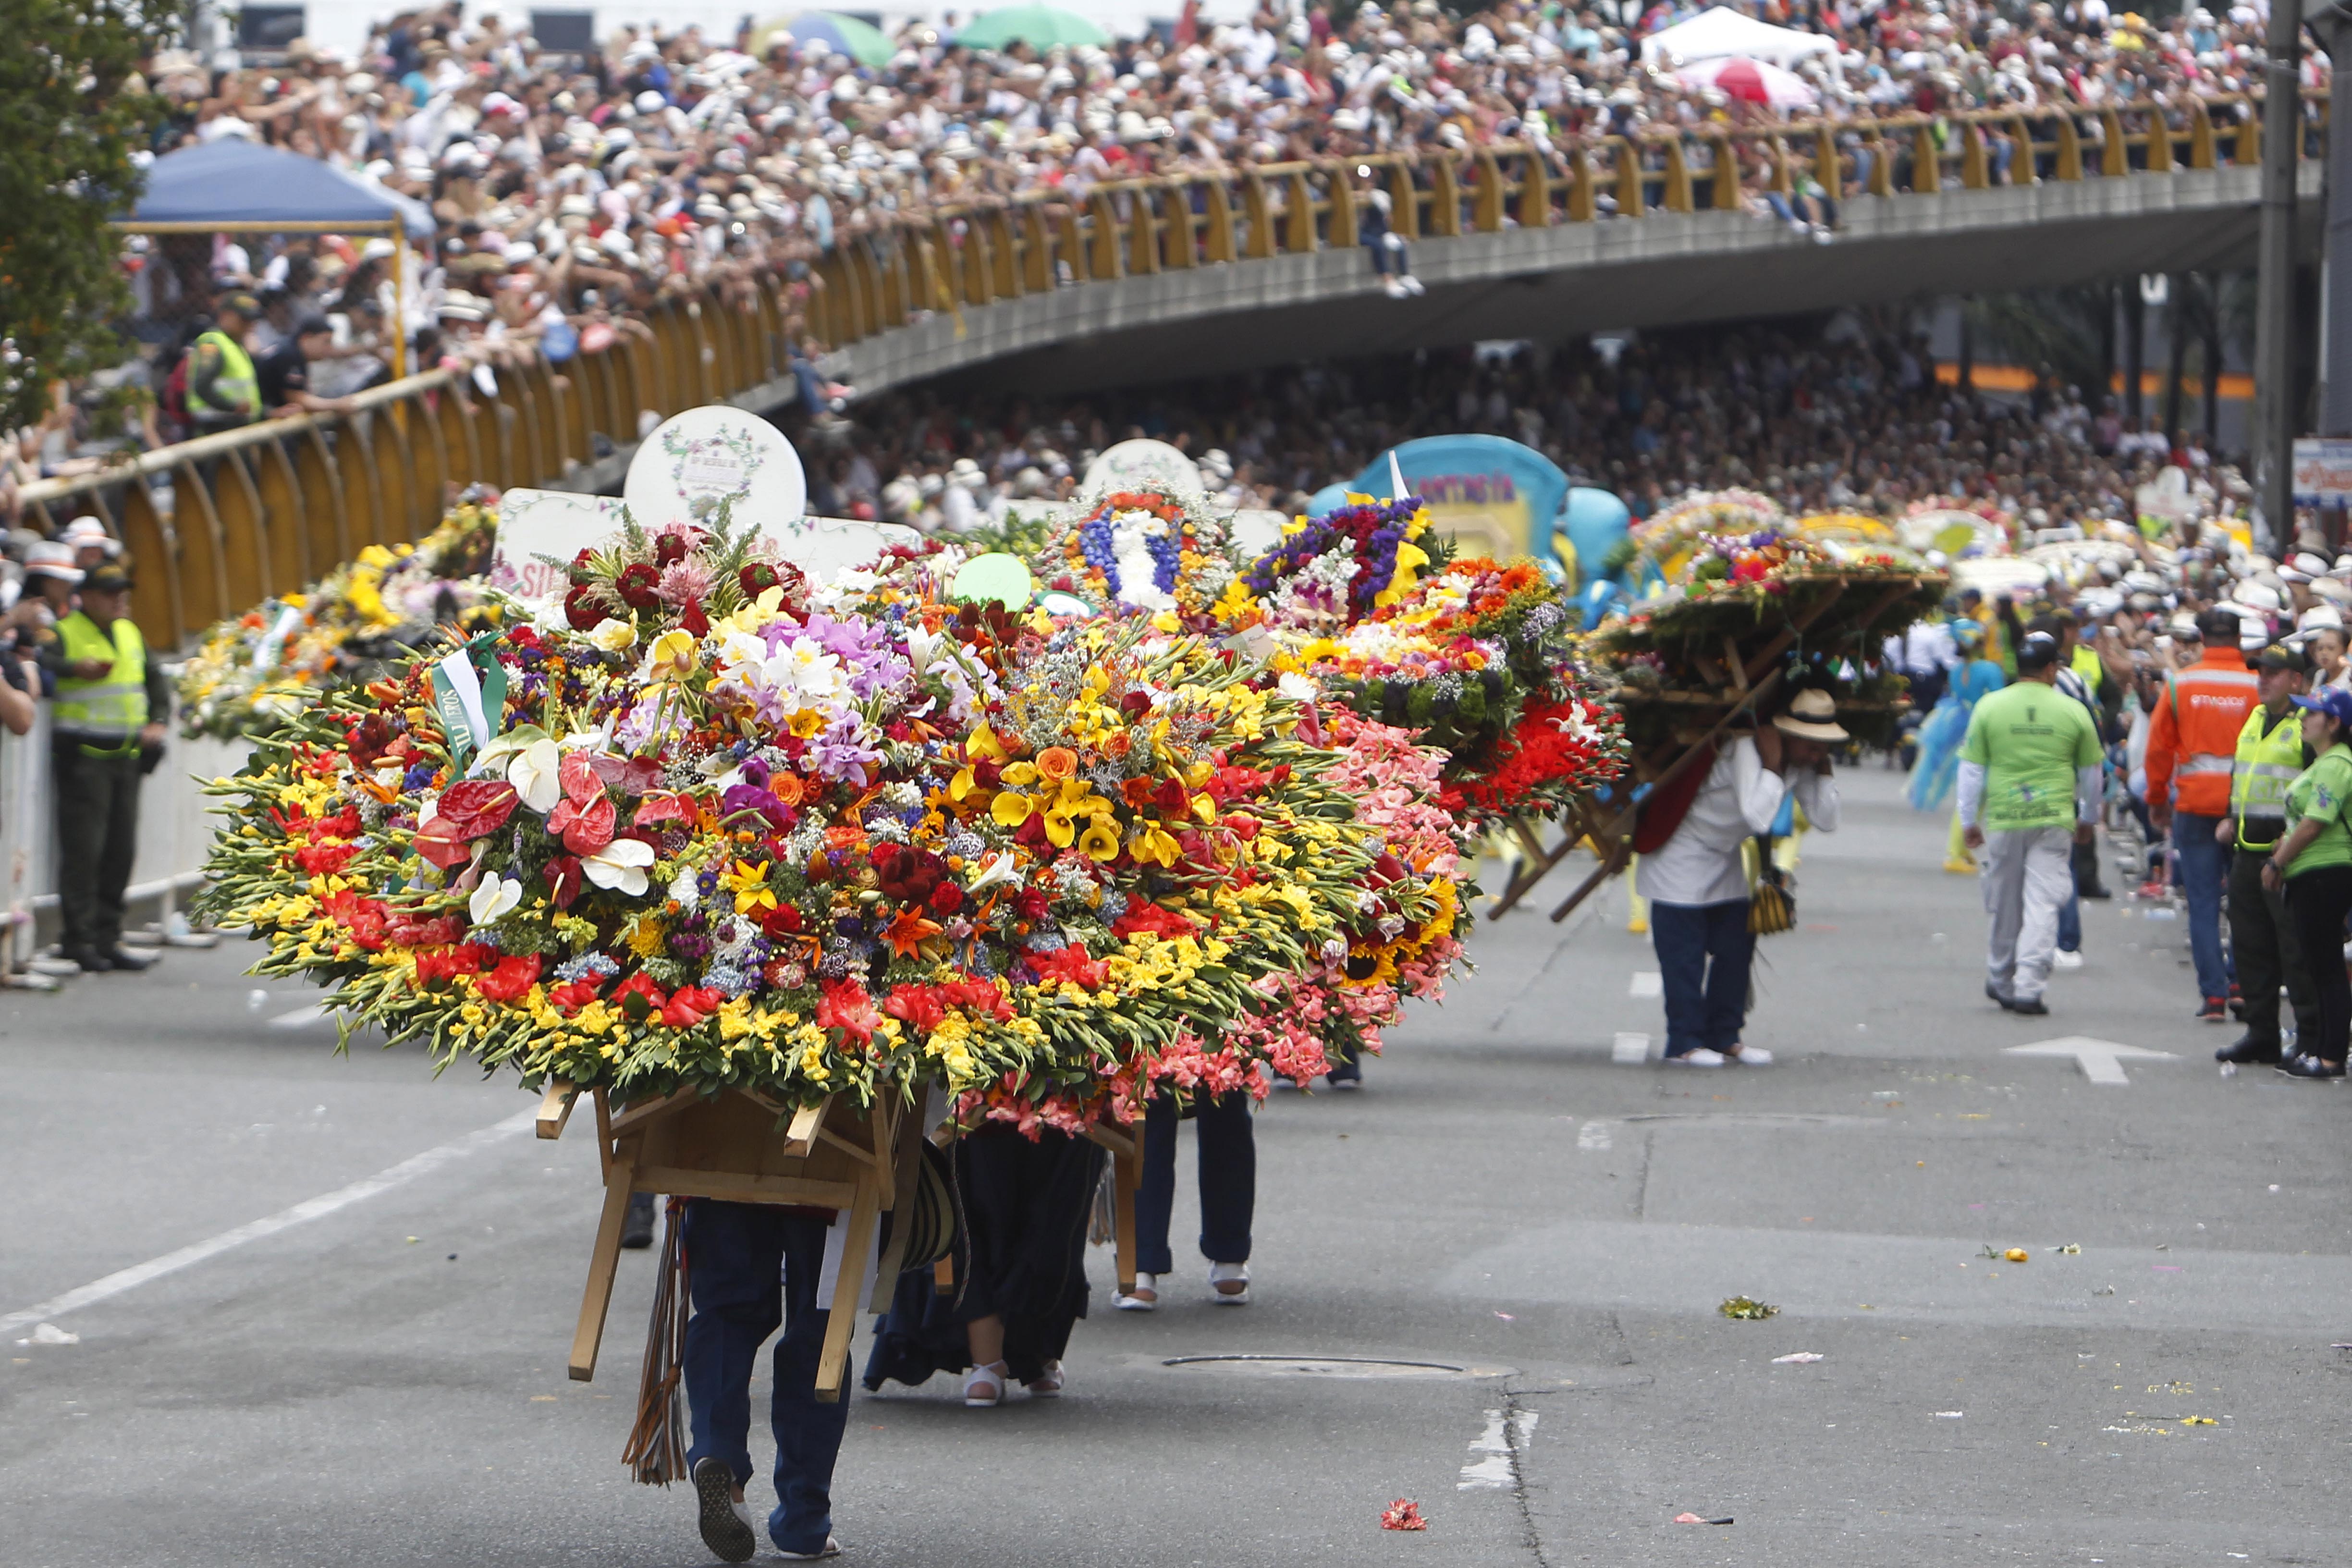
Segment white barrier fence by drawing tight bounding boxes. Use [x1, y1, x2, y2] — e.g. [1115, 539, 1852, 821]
[0, 710, 250, 971]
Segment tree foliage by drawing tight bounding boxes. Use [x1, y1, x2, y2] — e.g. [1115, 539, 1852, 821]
[0, 0, 177, 430]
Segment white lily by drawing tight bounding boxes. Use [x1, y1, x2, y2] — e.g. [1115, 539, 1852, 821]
[668, 865, 703, 912]
[966, 850, 1022, 894]
[468, 876, 524, 925]
[508, 737, 564, 813]
[582, 837, 656, 895]
[905, 625, 943, 674]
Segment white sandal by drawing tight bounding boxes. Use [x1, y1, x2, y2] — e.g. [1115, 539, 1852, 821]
[1025, 1359, 1065, 1398]
[1113, 1271, 1159, 1311]
[1209, 1261, 1250, 1305]
[963, 1360, 1008, 1407]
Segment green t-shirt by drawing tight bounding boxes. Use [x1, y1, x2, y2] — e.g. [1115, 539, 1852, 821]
[2283, 743, 2352, 878]
[1960, 680, 2103, 832]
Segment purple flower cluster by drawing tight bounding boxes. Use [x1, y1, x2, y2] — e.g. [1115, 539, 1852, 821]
[1244, 496, 1424, 617]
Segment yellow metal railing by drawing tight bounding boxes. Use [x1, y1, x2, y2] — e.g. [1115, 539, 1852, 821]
[23, 93, 2313, 650]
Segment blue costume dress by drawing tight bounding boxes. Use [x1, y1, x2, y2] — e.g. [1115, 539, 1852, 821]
[1909, 653, 2005, 812]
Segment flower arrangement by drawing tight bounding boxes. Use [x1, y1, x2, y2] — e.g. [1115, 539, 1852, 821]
[1236, 495, 1433, 631]
[196, 519, 1397, 1137]
[1036, 488, 1239, 626]
[175, 495, 503, 740]
[1626, 489, 1788, 588]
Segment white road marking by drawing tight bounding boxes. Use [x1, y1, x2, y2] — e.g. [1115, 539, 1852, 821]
[1629, 971, 1662, 998]
[1577, 1120, 1614, 1152]
[2002, 1037, 2179, 1086]
[1458, 1407, 1539, 1490]
[1612, 1032, 1651, 1065]
[0, 1109, 536, 1338]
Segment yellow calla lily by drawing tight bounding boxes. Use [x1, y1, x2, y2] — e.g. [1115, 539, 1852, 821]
[991, 791, 1035, 828]
[1372, 540, 1431, 609]
[1043, 808, 1078, 848]
[1000, 760, 1040, 787]
[949, 766, 981, 802]
[967, 723, 1008, 762]
[1128, 823, 1182, 868]
[1078, 822, 1122, 862]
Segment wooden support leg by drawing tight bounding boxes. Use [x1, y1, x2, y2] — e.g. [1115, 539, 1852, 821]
[1112, 1145, 1140, 1296]
[815, 1173, 881, 1403]
[569, 1139, 638, 1383]
[867, 1102, 928, 1313]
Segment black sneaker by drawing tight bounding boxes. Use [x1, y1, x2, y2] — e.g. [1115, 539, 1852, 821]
[620, 1191, 656, 1250]
[65, 946, 112, 973]
[2009, 995, 2049, 1016]
[2217, 1035, 2283, 1065]
[2280, 1054, 2346, 1080]
[2195, 996, 2230, 1023]
[692, 1458, 757, 1564]
[100, 946, 155, 972]
[1984, 980, 2014, 1010]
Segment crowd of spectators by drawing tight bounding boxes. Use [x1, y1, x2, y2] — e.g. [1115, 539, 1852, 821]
[0, 0, 2312, 488]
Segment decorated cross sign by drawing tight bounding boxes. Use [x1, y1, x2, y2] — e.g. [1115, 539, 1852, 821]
[489, 490, 630, 610]
[1082, 438, 1205, 500]
[624, 406, 807, 533]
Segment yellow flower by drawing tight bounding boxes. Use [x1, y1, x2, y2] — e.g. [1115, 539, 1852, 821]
[999, 760, 1040, 787]
[966, 722, 1008, 762]
[1078, 821, 1122, 862]
[991, 791, 1035, 828]
[647, 628, 698, 679]
[721, 859, 776, 915]
[1129, 822, 1182, 868]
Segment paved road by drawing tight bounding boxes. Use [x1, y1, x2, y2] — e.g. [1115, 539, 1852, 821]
[4, 765, 2346, 1567]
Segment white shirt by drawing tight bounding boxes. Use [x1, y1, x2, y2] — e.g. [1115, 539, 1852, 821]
[1638, 735, 1841, 907]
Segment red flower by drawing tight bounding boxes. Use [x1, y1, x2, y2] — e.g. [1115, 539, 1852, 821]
[755, 901, 804, 936]
[654, 532, 689, 567]
[660, 985, 725, 1028]
[475, 954, 542, 1004]
[563, 585, 605, 630]
[928, 881, 964, 915]
[546, 980, 601, 1015]
[679, 599, 709, 637]
[615, 562, 661, 609]
[816, 980, 882, 1047]
[543, 854, 584, 910]
[437, 780, 519, 840]
[295, 842, 356, 877]
[882, 983, 947, 1033]
[1029, 945, 1109, 990]
[1112, 903, 1200, 942]
[548, 792, 616, 855]
[413, 817, 473, 870]
[739, 561, 781, 597]
[612, 972, 669, 1021]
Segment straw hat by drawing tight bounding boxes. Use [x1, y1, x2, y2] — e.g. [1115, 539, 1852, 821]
[1773, 688, 1849, 743]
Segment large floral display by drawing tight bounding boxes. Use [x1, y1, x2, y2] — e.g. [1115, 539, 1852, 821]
[176, 495, 502, 740]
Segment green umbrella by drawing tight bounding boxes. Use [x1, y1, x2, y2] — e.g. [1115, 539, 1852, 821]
[952, 4, 1112, 50]
[749, 12, 894, 67]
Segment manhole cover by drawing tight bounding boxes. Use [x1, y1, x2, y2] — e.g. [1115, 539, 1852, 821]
[1162, 1355, 1470, 1379]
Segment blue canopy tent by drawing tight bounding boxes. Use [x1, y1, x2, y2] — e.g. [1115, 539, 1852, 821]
[130, 139, 434, 238]
[126, 140, 434, 378]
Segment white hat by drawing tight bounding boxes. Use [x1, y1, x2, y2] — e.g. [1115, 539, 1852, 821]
[24, 540, 84, 584]
[2283, 550, 2331, 583]
[1772, 687, 1850, 743]
[2290, 604, 2348, 646]
[2232, 580, 2283, 613]
[61, 517, 121, 557]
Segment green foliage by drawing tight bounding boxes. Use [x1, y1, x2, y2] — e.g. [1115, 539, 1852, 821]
[0, 0, 176, 429]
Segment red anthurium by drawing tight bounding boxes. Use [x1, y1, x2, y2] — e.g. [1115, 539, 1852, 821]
[543, 854, 584, 909]
[558, 749, 604, 805]
[414, 816, 473, 870]
[549, 792, 617, 855]
[633, 791, 692, 829]
[437, 779, 520, 839]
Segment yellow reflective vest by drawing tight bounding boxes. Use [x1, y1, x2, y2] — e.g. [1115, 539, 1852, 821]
[53, 612, 147, 746]
[187, 329, 259, 422]
[2230, 704, 2309, 850]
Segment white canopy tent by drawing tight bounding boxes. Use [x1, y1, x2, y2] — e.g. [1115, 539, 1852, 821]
[1639, 6, 1841, 69]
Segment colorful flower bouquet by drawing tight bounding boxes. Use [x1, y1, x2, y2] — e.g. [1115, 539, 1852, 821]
[195, 517, 1397, 1135]
[1032, 488, 1240, 627]
[176, 496, 503, 740]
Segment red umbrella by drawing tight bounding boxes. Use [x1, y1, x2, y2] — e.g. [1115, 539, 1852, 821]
[1674, 57, 1820, 111]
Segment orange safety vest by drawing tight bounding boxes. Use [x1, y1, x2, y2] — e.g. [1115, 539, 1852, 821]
[2145, 647, 2260, 817]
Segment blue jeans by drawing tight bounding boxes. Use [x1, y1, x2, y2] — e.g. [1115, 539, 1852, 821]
[2174, 813, 2231, 1000]
[1650, 899, 1755, 1057]
[681, 1200, 849, 1556]
[1136, 1089, 1254, 1276]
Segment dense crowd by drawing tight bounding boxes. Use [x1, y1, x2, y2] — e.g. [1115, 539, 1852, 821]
[0, 0, 2312, 486]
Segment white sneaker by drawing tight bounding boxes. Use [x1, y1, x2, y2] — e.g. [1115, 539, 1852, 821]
[1665, 1048, 1727, 1067]
[2052, 949, 2084, 970]
[1383, 276, 1407, 298]
[775, 1539, 842, 1561]
[1113, 1272, 1159, 1311]
[1726, 1046, 1774, 1066]
[1210, 1261, 1250, 1305]
[1401, 274, 1425, 295]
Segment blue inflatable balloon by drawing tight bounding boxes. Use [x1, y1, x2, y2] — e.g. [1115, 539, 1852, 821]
[1557, 487, 1632, 589]
[1305, 483, 1352, 519]
[1578, 579, 1624, 631]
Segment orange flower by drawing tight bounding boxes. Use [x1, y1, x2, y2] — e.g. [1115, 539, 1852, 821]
[1122, 776, 1157, 808]
[882, 906, 943, 958]
[768, 773, 806, 807]
[1102, 732, 1132, 758]
[1036, 747, 1078, 783]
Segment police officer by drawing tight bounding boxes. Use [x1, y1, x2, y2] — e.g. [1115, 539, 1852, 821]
[42, 565, 168, 973]
[2217, 643, 2323, 1064]
[185, 293, 263, 435]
